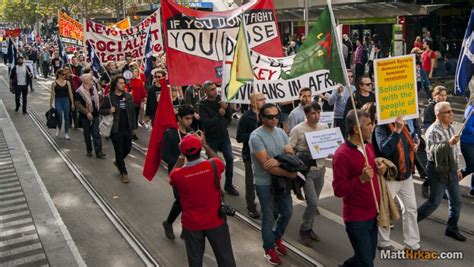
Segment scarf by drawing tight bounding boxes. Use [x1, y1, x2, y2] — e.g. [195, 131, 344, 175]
[388, 124, 415, 179]
[77, 84, 100, 113]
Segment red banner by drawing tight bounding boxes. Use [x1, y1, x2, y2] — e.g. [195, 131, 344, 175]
[162, 0, 283, 86]
[4, 29, 21, 38]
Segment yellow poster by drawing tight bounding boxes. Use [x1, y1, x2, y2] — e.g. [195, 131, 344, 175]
[107, 17, 131, 30]
[374, 54, 418, 125]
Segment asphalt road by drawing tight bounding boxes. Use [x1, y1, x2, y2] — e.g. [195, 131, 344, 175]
[1, 66, 473, 267]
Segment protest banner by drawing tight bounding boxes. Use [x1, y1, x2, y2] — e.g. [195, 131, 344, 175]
[305, 127, 344, 159]
[4, 29, 21, 38]
[58, 12, 84, 46]
[162, 0, 283, 85]
[320, 111, 334, 127]
[374, 54, 418, 125]
[84, 9, 163, 62]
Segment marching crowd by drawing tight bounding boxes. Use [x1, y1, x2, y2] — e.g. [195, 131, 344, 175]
[6, 32, 474, 267]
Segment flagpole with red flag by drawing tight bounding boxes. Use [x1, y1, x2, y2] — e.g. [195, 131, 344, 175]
[143, 78, 178, 181]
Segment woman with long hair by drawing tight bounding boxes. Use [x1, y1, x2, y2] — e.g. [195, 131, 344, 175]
[50, 68, 75, 139]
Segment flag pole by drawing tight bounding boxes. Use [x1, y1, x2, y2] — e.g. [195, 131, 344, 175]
[327, 0, 379, 212]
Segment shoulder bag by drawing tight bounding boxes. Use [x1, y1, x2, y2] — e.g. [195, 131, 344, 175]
[99, 96, 114, 137]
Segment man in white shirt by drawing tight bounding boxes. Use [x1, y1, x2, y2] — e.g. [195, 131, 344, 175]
[10, 56, 32, 114]
[289, 102, 328, 247]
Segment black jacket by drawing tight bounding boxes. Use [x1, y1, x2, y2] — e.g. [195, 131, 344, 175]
[423, 100, 437, 129]
[236, 110, 259, 161]
[198, 95, 232, 140]
[99, 93, 136, 134]
[10, 64, 32, 88]
[146, 84, 161, 118]
[343, 90, 375, 120]
[162, 127, 193, 174]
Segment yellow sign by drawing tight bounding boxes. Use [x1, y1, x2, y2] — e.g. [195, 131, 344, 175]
[374, 54, 418, 125]
[107, 17, 131, 30]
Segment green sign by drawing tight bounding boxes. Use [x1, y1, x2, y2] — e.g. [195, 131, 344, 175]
[338, 17, 397, 25]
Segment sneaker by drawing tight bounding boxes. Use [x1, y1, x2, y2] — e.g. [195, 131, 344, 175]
[275, 239, 287, 256]
[55, 128, 60, 137]
[224, 185, 239, 196]
[309, 229, 320, 242]
[264, 248, 281, 265]
[162, 221, 175, 240]
[421, 184, 429, 199]
[299, 230, 313, 247]
[64, 133, 70, 140]
[121, 174, 130, 184]
[377, 245, 395, 251]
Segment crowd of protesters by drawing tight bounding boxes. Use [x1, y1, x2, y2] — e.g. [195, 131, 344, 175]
[5, 28, 474, 267]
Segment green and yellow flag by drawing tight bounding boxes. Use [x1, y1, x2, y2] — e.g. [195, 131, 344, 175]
[227, 19, 253, 100]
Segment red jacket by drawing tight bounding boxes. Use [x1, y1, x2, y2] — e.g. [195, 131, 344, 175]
[127, 78, 147, 105]
[332, 141, 380, 223]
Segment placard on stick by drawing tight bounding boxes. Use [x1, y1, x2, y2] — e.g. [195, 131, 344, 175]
[374, 54, 418, 125]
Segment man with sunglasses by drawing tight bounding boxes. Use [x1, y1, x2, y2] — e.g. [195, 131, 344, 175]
[417, 102, 466, 242]
[145, 69, 166, 124]
[249, 103, 297, 265]
[343, 74, 375, 121]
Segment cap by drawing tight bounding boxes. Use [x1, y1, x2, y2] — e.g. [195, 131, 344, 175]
[179, 134, 202, 156]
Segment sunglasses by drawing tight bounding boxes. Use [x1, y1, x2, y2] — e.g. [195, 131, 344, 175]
[154, 76, 162, 79]
[362, 83, 373, 86]
[263, 114, 280, 120]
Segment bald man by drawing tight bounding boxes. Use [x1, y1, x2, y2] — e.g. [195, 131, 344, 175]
[236, 92, 266, 218]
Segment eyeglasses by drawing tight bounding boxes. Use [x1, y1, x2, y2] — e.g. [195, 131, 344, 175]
[362, 83, 372, 86]
[263, 114, 280, 120]
[439, 109, 453, 114]
[154, 76, 162, 79]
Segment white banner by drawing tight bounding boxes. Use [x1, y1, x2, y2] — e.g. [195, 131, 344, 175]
[221, 37, 339, 104]
[305, 127, 344, 159]
[84, 9, 163, 62]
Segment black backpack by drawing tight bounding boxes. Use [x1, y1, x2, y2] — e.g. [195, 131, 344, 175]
[45, 108, 59, 129]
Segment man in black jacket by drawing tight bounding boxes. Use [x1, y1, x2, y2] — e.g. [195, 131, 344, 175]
[161, 105, 195, 239]
[198, 81, 238, 196]
[343, 74, 376, 121]
[236, 92, 266, 218]
[99, 76, 136, 183]
[10, 56, 32, 114]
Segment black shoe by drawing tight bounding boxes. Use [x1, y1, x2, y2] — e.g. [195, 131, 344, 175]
[162, 221, 175, 240]
[377, 245, 395, 251]
[468, 189, 474, 197]
[248, 209, 260, 219]
[96, 152, 106, 159]
[225, 186, 239, 196]
[22, 111, 27, 114]
[180, 230, 185, 240]
[445, 231, 466, 242]
[15, 107, 19, 112]
[30, 89, 34, 92]
[443, 192, 448, 199]
[132, 134, 139, 140]
[86, 151, 93, 157]
[309, 229, 320, 242]
[421, 185, 429, 199]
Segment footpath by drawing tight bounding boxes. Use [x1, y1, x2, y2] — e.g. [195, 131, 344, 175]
[0, 100, 84, 266]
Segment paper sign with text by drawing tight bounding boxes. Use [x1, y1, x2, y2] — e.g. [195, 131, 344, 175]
[305, 127, 344, 159]
[374, 54, 418, 125]
[319, 112, 334, 126]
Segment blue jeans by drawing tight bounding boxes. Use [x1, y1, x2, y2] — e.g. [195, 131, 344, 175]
[460, 142, 474, 190]
[207, 137, 234, 190]
[255, 185, 293, 250]
[343, 218, 377, 267]
[417, 161, 462, 233]
[55, 97, 70, 133]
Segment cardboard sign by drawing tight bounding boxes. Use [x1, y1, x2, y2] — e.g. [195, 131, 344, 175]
[305, 127, 344, 159]
[59, 12, 84, 46]
[162, 0, 283, 85]
[84, 9, 163, 62]
[319, 112, 334, 126]
[374, 54, 418, 125]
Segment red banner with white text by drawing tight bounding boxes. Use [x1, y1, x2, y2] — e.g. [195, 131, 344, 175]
[162, 0, 283, 86]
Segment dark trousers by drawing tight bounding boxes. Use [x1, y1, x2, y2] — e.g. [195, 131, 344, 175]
[71, 110, 79, 128]
[243, 160, 257, 212]
[81, 117, 102, 155]
[183, 223, 236, 267]
[14, 85, 28, 113]
[342, 218, 377, 267]
[110, 131, 132, 174]
[461, 142, 474, 190]
[166, 186, 181, 224]
[134, 104, 140, 129]
[41, 62, 49, 78]
[207, 137, 234, 190]
[334, 118, 347, 139]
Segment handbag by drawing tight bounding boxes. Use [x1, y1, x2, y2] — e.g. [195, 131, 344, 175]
[45, 108, 59, 129]
[210, 159, 235, 219]
[99, 96, 114, 137]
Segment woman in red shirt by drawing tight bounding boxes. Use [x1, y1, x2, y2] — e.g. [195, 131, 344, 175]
[127, 68, 147, 140]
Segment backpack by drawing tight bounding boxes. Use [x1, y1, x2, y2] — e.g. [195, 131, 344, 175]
[45, 108, 59, 129]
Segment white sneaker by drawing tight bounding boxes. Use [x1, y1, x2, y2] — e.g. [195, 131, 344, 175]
[64, 133, 70, 140]
[55, 129, 60, 137]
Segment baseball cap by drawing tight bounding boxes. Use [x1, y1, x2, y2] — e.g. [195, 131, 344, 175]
[179, 134, 202, 156]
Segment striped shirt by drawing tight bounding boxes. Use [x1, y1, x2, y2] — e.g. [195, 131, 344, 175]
[425, 121, 459, 166]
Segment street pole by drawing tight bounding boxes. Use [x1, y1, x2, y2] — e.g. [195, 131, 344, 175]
[304, 0, 309, 36]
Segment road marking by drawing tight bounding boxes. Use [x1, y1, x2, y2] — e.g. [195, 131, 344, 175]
[1, 253, 47, 266]
[0, 233, 38, 248]
[0, 225, 35, 237]
[0, 197, 26, 206]
[0, 203, 28, 213]
[0, 242, 43, 257]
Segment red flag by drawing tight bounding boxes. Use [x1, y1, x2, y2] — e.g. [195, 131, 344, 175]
[143, 79, 178, 181]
